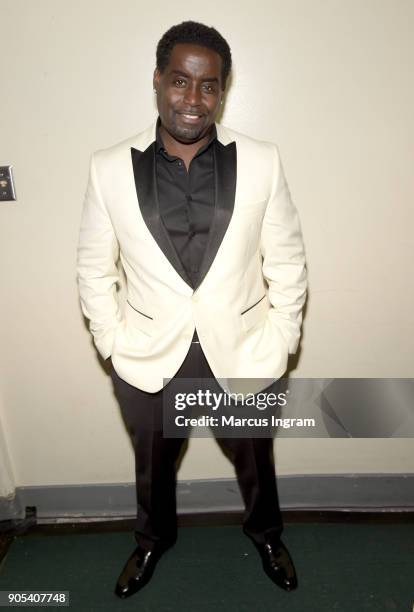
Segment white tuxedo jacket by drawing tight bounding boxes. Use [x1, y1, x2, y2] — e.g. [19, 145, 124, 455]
[76, 120, 307, 395]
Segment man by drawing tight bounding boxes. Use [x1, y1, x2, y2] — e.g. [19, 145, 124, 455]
[76, 21, 307, 599]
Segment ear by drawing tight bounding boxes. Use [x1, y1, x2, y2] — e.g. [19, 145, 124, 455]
[153, 68, 161, 91]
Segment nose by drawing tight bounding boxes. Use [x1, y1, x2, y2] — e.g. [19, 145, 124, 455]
[183, 84, 202, 107]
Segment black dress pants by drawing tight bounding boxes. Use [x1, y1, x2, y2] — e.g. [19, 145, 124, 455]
[109, 334, 284, 551]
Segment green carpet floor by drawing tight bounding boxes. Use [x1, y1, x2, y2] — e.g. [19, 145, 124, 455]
[0, 523, 413, 611]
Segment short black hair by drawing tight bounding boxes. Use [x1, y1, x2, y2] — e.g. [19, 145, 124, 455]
[156, 20, 232, 90]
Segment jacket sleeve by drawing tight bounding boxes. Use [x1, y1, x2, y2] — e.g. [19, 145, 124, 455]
[260, 144, 307, 354]
[76, 153, 122, 360]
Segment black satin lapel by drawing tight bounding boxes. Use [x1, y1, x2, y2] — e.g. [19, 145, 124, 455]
[195, 140, 237, 290]
[130, 145, 192, 287]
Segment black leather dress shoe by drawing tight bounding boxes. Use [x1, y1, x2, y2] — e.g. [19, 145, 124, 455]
[114, 543, 169, 599]
[254, 539, 298, 591]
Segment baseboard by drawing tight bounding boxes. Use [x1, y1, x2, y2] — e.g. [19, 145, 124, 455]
[1, 474, 414, 523]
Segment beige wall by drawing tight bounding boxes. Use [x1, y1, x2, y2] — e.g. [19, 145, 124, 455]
[1, 0, 413, 491]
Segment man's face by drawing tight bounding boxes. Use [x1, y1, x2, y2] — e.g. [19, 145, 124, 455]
[153, 43, 224, 144]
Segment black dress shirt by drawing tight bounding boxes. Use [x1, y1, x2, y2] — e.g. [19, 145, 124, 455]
[155, 116, 217, 291]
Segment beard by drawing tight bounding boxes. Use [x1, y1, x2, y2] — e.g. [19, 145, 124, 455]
[167, 112, 210, 143]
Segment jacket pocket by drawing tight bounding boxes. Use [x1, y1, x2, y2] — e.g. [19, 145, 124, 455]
[241, 294, 269, 331]
[125, 300, 154, 336]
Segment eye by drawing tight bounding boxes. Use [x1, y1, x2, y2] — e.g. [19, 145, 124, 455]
[203, 84, 216, 93]
[173, 78, 186, 87]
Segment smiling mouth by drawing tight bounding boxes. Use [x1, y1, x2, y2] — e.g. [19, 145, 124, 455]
[178, 112, 204, 122]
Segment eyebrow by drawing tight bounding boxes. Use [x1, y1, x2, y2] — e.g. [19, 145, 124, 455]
[169, 69, 219, 83]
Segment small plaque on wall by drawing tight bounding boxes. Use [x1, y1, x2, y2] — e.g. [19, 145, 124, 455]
[0, 166, 16, 201]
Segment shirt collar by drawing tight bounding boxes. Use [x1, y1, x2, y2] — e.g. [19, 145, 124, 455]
[155, 115, 217, 157]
